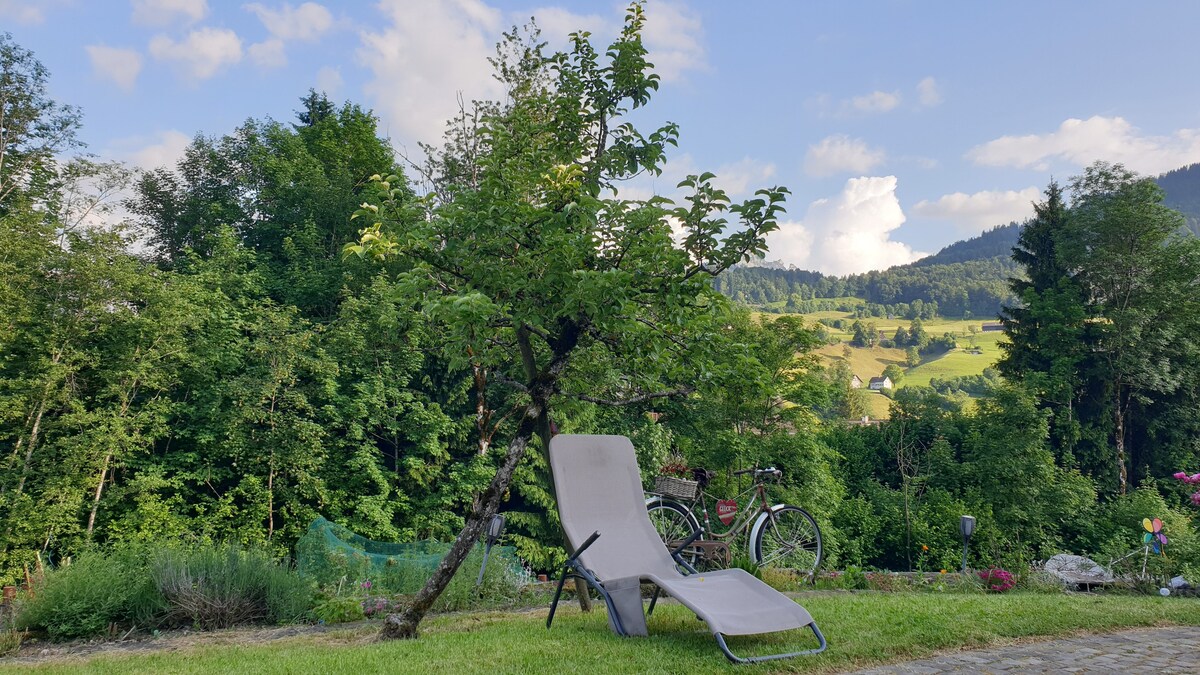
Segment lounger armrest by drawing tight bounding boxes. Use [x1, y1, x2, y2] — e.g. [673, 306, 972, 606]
[670, 528, 702, 557]
[667, 528, 700, 569]
[569, 530, 601, 562]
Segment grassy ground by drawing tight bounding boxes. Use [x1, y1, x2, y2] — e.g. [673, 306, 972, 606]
[789, 311, 1009, 419]
[6, 593, 1199, 674]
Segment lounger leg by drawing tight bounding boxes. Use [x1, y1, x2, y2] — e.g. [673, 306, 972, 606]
[646, 587, 660, 616]
[545, 569, 571, 630]
[714, 621, 827, 664]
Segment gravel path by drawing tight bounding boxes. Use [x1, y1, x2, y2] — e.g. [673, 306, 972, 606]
[852, 626, 1200, 674]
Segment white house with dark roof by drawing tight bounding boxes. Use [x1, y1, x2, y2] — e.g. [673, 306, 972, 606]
[868, 376, 893, 391]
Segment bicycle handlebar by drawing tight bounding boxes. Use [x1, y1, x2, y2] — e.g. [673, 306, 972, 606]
[733, 467, 782, 479]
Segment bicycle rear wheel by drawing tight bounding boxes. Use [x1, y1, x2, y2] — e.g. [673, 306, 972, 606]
[646, 497, 701, 567]
[752, 505, 822, 578]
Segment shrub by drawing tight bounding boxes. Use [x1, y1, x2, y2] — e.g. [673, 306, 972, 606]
[429, 547, 530, 612]
[978, 568, 1015, 592]
[727, 555, 762, 579]
[0, 606, 25, 657]
[311, 596, 365, 624]
[839, 565, 869, 590]
[151, 543, 313, 629]
[16, 545, 165, 640]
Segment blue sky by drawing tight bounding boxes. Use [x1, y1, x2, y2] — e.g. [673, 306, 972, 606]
[7, 0, 1200, 274]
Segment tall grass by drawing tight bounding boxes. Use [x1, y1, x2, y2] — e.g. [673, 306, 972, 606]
[151, 544, 312, 629]
[16, 542, 312, 640]
[16, 544, 165, 640]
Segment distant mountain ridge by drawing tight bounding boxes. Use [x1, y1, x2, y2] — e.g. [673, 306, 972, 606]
[720, 163, 1200, 317]
[910, 223, 1022, 267]
[1157, 163, 1200, 236]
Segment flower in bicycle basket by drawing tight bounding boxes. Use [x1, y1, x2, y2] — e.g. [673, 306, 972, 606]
[659, 460, 690, 477]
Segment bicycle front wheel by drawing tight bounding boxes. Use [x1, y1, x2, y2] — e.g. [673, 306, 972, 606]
[752, 505, 822, 578]
[646, 497, 700, 566]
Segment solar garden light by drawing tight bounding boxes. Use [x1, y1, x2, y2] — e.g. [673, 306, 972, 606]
[959, 515, 976, 574]
[476, 513, 506, 586]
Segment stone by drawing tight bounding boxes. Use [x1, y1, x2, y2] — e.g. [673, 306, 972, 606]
[1043, 553, 1114, 586]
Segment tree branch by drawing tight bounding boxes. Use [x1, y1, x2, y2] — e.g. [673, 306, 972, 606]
[571, 385, 694, 407]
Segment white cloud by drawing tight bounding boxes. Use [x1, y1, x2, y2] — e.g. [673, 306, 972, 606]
[148, 27, 243, 81]
[111, 130, 193, 170]
[248, 38, 286, 68]
[85, 46, 143, 92]
[764, 176, 925, 275]
[244, 2, 333, 41]
[358, 0, 707, 153]
[912, 187, 1040, 233]
[850, 90, 901, 114]
[617, 153, 775, 203]
[916, 76, 941, 107]
[804, 135, 885, 177]
[711, 157, 776, 196]
[315, 65, 342, 96]
[968, 115, 1200, 175]
[528, 6, 611, 48]
[0, 0, 66, 24]
[642, 0, 707, 83]
[131, 0, 207, 26]
[358, 0, 504, 149]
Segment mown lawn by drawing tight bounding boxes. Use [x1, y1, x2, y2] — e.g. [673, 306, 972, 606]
[7, 592, 1199, 674]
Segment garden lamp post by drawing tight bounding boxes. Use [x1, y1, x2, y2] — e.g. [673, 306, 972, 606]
[960, 515, 976, 574]
[476, 513, 506, 586]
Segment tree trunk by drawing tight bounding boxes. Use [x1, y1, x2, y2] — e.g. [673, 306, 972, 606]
[381, 402, 542, 640]
[14, 399, 48, 496]
[517, 326, 591, 612]
[86, 453, 112, 538]
[1114, 397, 1128, 495]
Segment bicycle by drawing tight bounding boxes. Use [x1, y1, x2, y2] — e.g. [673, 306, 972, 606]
[645, 466, 822, 580]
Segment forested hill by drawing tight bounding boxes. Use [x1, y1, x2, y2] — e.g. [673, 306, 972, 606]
[1157, 163, 1200, 236]
[713, 256, 1017, 318]
[910, 223, 1021, 267]
[718, 163, 1200, 318]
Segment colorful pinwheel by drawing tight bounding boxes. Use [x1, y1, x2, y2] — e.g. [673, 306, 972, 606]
[1142, 518, 1167, 555]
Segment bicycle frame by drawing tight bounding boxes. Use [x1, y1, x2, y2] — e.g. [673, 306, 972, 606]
[684, 480, 775, 540]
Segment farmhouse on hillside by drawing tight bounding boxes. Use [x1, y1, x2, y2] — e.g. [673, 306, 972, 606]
[868, 376, 893, 391]
[850, 374, 863, 389]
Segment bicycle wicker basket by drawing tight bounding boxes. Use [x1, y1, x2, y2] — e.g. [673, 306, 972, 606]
[654, 475, 699, 500]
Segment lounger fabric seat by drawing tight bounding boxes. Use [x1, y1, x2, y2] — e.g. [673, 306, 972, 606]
[546, 434, 826, 663]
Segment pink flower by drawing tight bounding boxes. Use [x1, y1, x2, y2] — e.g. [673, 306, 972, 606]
[1191, 491, 1200, 506]
[1175, 472, 1188, 480]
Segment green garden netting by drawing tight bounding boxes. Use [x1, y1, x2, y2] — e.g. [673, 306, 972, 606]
[295, 517, 527, 593]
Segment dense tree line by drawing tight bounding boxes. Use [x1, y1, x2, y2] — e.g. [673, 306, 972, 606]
[1000, 167, 1200, 496]
[715, 256, 1018, 318]
[910, 223, 1022, 267]
[1156, 163, 1200, 237]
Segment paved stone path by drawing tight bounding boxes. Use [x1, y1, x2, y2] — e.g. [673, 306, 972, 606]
[853, 626, 1200, 674]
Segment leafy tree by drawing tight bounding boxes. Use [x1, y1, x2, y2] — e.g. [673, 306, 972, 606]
[348, 6, 790, 638]
[0, 33, 83, 212]
[905, 347, 921, 369]
[1059, 163, 1194, 493]
[882, 364, 904, 385]
[129, 97, 400, 318]
[998, 181, 1092, 467]
[908, 318, 929, 349]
